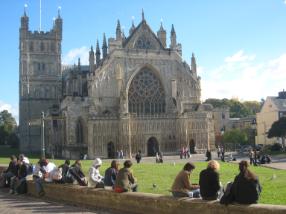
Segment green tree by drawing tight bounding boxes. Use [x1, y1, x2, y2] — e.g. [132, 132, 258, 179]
[0, 110, 17, 145]
[222, 128, 248, 145]
[243, 101, 261, 115]
[204, 98, 260, 118]
[267, 117, 286, 150]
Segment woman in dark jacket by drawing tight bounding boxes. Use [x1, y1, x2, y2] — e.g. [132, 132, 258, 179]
[232, 160, 262, 204]
[199, 160, 221, 200]
[104, 160, 120, 188]
[1, 155, 17, 187]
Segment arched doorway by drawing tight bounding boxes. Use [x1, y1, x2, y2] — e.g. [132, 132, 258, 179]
[107, 142, 115, 158]
[189, 139, 196, 154]
[147, 137, 159, 156]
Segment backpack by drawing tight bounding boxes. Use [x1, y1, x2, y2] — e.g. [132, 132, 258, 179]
[25, 163, 34, 175]
[220, 182, 234, 205]
[64, 168, 75, 183]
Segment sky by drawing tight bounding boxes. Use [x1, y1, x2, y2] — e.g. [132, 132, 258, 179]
[1, 0, 286, 123]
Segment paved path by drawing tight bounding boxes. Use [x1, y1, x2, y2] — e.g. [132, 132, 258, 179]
[0, 189, 113, 214]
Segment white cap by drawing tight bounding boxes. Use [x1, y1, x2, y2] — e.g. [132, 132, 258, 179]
[93, 158, 102, 167]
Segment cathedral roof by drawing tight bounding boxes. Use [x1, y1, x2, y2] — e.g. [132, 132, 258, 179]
[123, 19, 165, 50]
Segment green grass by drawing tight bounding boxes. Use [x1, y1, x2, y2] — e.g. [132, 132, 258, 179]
[0, 157, 285, 205]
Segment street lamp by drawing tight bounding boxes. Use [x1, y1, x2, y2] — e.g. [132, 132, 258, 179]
[41, 111, 45, 158]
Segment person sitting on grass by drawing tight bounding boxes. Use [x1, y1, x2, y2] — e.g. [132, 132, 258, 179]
[114, 160, 137, 193]
[171, 162, 200, 198]
[104, 160, 120, 189]
[232, 160, 262, 204]
[88, 158, 104, 188]
[199, 160, 221, 200]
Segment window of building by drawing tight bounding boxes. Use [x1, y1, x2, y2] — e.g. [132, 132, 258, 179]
[128, 68, 165, 115]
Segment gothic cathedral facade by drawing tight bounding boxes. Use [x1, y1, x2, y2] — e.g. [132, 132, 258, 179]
[19, 10, 215, 159]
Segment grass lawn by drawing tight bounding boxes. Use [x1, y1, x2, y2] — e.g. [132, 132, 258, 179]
[0, 157, 285, 205]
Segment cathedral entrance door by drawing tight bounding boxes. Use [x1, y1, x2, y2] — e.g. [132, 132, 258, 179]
[189, 139, 196, 154]
[147, 137, 159, 156]
[107, 142, 115, 158]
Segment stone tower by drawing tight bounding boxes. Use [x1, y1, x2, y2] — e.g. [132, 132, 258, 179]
[19, 9, 62, 153]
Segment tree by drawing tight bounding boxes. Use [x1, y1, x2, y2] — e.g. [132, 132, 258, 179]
[204, 98, 261, 118]
[243, 101, 261, 115]
[222, 128, 248, 145]
[0, 110, 17, 145]
[267, 117, 286, 151]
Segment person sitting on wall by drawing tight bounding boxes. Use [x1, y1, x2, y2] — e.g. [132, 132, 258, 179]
[58, 160, 72, 183]
[0, 155, 17, 187]
[34, 158, 59, 196]
[114, 160, 137, 193]
[70, 160, 87, 186]
[231, 160, 262, 204]
[171, 162, 200, 198]
[199, 160, 221, 200]
[88, 158, 104, 188]
[9, 157, 28, 194]
[104, 160, 120, 189]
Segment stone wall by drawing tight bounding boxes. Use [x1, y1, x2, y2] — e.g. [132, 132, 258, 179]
[26, 181, 286, 214]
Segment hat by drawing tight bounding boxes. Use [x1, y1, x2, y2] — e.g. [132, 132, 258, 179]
[93, 158, 102, 167]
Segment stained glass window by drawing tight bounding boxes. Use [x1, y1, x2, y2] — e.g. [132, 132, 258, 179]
[128, 68, 165, 114]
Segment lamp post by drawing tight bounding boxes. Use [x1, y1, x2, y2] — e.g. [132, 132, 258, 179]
[41, 111, 45, 159]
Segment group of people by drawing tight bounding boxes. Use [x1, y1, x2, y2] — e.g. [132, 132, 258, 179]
[0, 154, 31, 194]
[1, 154, 262, 205]
[31, 158, 138, 196]
[171, 159, 262, 204]
[249, 149, 272, 165]
[180, 147, 191, 159]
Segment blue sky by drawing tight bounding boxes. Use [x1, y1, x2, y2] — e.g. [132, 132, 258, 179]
[1, 0, 286, 122]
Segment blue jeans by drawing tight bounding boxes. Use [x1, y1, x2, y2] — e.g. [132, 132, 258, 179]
[35, 177, 44, 194]
[172, 189, 201, 198]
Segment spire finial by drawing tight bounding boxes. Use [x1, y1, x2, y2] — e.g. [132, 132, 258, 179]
[142, 8, 145, 21]
[78, 58, 81, 67]
[160, 18, 164, 31]
[24, 4, 28, 16]
[58, 6, 61, 18]
[91, 45, 93, 51]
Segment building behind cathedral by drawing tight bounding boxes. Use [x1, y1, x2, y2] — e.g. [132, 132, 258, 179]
[19, 9, 215, 159]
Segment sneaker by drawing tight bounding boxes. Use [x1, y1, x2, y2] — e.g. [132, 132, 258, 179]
[9, 189, 14, 194]
[38, 191, 45, 197]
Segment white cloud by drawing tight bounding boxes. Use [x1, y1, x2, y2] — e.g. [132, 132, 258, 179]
[0, 101, 18, 124]
[224, 50, 256, 63]
[62, 46, 89, 65]
[201, 51, 286, 101]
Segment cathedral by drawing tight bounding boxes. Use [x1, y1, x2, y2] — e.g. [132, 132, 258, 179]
[19, 9, 215, 159]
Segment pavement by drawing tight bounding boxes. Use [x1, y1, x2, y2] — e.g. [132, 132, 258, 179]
[0, 188, 113, 214]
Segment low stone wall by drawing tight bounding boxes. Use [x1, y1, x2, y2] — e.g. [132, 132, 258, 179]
[26, 181, 286, 214]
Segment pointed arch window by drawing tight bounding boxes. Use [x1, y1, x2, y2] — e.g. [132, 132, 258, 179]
[128, 68, 165, 115]
[76, 119, 83, 144]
